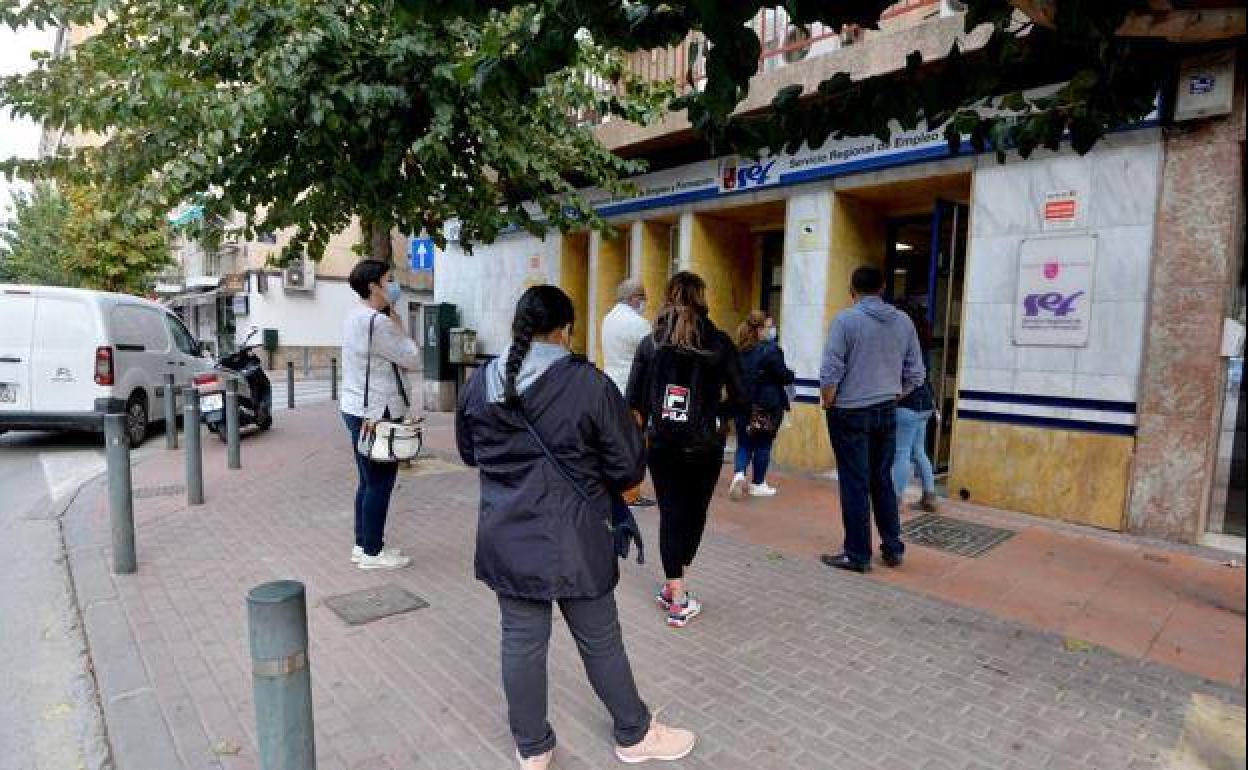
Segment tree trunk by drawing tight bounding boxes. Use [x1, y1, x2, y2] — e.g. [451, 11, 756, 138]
[362, 216, 394, 264]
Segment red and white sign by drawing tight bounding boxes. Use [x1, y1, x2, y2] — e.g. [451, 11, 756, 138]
[1043, 190, 1080, 231]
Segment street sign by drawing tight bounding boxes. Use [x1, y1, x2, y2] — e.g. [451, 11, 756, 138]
[408, 237, 435, 272]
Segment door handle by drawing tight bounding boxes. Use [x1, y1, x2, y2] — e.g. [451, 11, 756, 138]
[0, 356, 20, 363]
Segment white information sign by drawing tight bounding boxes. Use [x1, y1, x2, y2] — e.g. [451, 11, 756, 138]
[1013, 235, 1096, 347]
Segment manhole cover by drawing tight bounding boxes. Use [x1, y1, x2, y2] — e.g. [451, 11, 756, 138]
[133, 484, 186, 499]
[323, 584, 429, 626]
[902, 514, 1015, 557]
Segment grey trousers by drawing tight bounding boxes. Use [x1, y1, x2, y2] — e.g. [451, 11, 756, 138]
[497, 592, 651, 758]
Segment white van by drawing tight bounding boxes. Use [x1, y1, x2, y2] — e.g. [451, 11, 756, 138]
[0, 285, 215, 445]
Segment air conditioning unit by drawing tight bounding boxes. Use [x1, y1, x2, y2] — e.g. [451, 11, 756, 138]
[283, 259, 316, 292]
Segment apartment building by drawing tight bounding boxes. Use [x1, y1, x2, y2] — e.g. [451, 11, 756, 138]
[434, 1, 1246, 546]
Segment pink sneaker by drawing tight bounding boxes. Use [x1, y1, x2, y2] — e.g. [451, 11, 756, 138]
[615, 719, 696, 763]
[654, 584, 673, 611]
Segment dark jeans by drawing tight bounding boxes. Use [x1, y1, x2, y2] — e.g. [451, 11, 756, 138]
[342, 412, 399, 556]
[733, 415, 777, 484]
[498, 592, 650, 758]
[649, 447, 722, 580]
[826, 402, 904, 565]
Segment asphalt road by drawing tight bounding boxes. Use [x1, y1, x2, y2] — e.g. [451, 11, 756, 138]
[0, 427, 161, 770]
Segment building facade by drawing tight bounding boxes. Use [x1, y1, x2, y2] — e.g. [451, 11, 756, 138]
[435, 6, 1245, 547]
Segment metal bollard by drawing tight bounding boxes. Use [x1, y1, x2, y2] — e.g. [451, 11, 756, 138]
[330, 358, 338, 402]
[104, 414, 136, 574]
[164, 374, 178, 450]
[247, 581, 316, 770]
[286, 361, 295, 410]
[225, 378, 241, 470]
[183, 387, 204, 505]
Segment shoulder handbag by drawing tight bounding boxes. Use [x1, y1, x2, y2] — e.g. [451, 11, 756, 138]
[355, 313, 423, 463]
[518, 406, 645, 564]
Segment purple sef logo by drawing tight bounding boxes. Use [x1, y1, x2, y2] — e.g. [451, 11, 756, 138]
[1024, 291, 1084, 317]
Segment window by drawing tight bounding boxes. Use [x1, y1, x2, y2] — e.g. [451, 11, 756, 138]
[165, 313, 199, 356]
[111, 305, 169, 351]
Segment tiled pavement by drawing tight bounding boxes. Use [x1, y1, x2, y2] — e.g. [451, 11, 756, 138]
[64, 403, 1246, 769]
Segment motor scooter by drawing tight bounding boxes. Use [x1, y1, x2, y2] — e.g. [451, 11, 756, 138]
[194, 328, 273, 440]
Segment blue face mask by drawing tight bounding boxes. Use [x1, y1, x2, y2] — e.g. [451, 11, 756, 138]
[385, 280, 402, 305]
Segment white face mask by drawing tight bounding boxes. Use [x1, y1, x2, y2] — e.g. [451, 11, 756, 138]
[765, 326, 778, 342]
[637, 299, 647, 315]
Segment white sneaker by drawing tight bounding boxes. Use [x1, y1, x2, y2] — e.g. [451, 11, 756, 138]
[358, 548, 411, 570]
[353, 545, 403, 564]
[516, 749, 552, 769]
[750, 482, 778, 497]
[728, 473, 747, 501]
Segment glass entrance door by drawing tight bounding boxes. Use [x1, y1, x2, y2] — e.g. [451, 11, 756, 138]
[886, 199, 968, 475]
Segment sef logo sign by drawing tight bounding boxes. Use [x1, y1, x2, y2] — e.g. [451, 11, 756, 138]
[1023, 291, 1085, 318]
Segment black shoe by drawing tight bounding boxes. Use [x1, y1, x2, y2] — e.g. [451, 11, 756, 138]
[633, 496, 657, 507]
[880, 551, 904, 568]
[821, 552, 871, 573]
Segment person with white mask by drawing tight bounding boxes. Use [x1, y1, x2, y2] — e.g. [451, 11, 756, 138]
[340, 259, 422, 570]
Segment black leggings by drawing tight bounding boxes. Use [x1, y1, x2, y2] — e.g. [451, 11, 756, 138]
[648, 447, 723, 580]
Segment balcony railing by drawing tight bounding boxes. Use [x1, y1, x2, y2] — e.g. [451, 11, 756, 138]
[577, 1, 946, 126]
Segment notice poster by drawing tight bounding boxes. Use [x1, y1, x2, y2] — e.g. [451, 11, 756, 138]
[1042, 189, 1081, 231]
[1013, 235, 1096, 347]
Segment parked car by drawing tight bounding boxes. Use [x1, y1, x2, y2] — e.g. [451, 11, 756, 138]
[0, 284, 214, 445]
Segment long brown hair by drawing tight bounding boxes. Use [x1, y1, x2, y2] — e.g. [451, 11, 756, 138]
[735, 310, 766, 352]
[654, 271, 709, 350]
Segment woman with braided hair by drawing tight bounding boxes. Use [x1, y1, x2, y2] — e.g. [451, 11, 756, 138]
[455, 285, 697, 769]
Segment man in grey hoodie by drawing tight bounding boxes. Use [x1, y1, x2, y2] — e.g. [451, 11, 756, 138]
[819, 266, 926, 572]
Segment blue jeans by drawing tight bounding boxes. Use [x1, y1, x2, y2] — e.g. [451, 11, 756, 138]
[893, 407, 936, 498]
[733, 415, 777, 484]
[826, 402, 904, 565]
[343, 412, 400, 556]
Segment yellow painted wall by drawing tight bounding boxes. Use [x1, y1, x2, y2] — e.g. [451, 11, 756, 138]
[825, 192, 888, 313]
[949, 419, 1132, 531]
[638, 222, 671, 323]
[689, 213, 759, 337]
[773, 191, 887, 472]
[773, 403, 835, 472]
[560, 233, 590, 354]
[593, 230, 629, 367]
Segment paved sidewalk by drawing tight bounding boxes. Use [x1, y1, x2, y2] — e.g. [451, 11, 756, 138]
[66, 402, 1245, 770]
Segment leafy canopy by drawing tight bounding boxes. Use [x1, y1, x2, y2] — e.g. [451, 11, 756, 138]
[1, 1, 671, 263]
[1, 1, 1204, 262]
[0, 180, 172, 294]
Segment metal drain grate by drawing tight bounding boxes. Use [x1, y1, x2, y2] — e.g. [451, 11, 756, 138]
[133, 484, 186, 499]
[323, 584, 429, 626]
[901, 514, 1016, 557]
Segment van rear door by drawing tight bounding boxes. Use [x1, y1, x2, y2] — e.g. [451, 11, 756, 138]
[0, 287, 36, 412]
[30, 293, 102, 412]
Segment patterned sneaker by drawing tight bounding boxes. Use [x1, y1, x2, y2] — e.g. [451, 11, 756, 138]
[654, 584, 674, 611]
[615, 718, 697, 764]
[666, 596, 701, 628]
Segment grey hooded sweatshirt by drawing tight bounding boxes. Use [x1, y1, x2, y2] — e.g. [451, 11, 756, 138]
[819, 296, 926, 409]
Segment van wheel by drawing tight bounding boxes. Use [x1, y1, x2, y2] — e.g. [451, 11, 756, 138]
[125, 393, 149, 446]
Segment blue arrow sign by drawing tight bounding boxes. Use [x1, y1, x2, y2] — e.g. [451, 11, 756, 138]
[408, 237, 435, 271]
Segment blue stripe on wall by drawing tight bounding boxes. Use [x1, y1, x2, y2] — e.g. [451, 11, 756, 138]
[958, 390, 1136, 414]
[793, 377, 820, 388]
[957, 409, 1136, 436]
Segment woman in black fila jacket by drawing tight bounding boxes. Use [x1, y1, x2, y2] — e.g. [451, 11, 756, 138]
[626, 271, 747, 629]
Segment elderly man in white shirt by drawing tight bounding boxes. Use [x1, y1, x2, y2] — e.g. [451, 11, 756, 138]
[601, 278, 656, 507]
[341, 259, 422, 570]
[601, 278, 651, 393]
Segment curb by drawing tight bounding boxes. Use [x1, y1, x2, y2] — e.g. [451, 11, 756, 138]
[63, 475, 183, 770]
